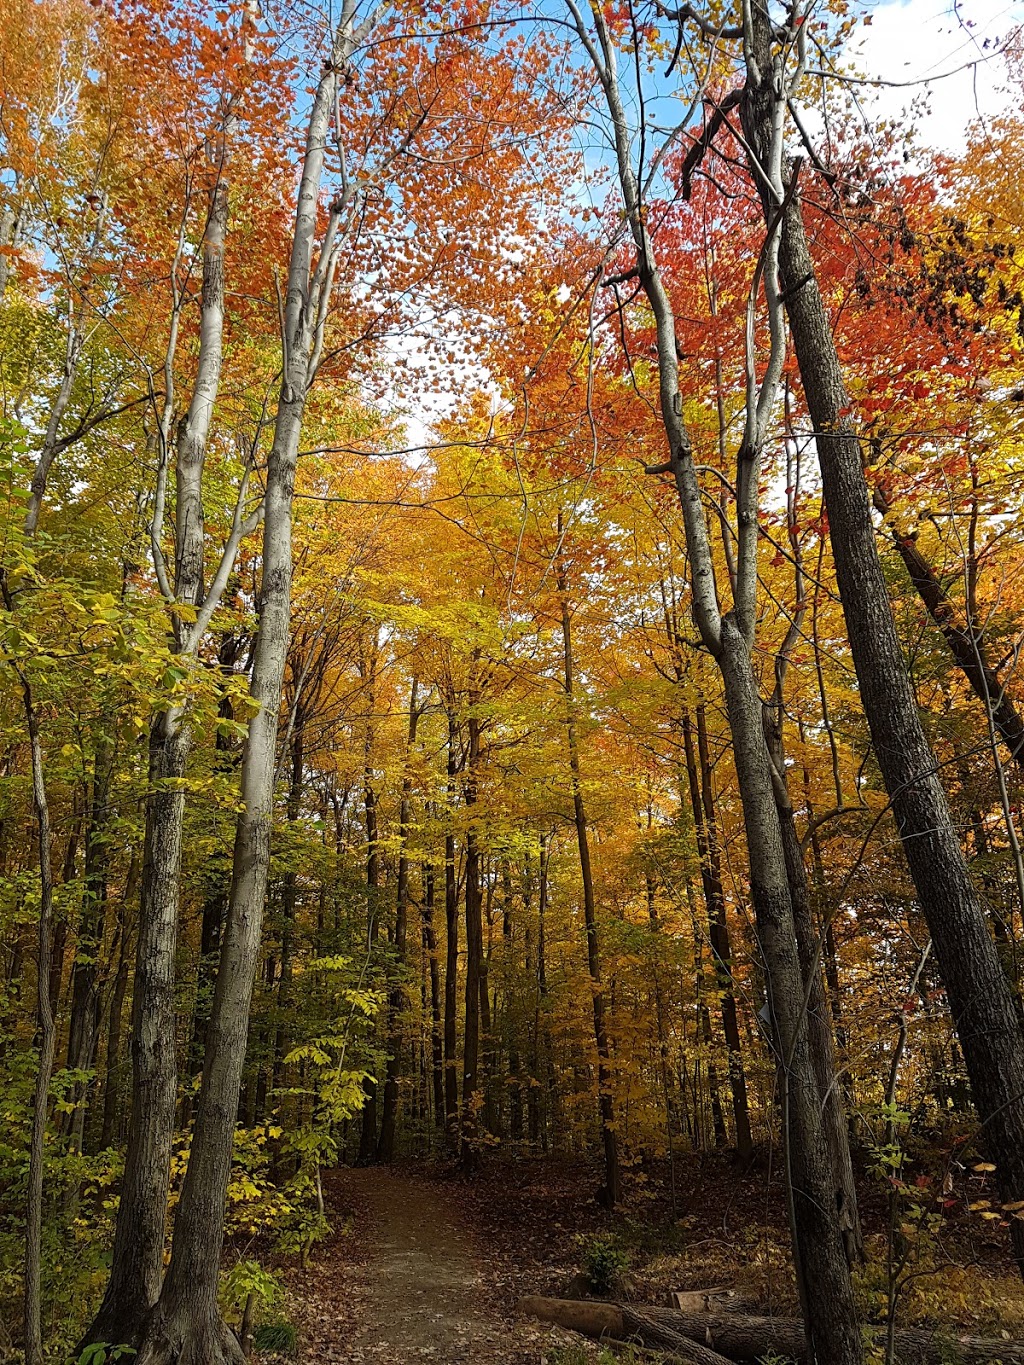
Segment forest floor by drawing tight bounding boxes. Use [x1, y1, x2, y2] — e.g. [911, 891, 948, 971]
[282, 1153, 1024, 1364]
[285, 1162, 608, 1363]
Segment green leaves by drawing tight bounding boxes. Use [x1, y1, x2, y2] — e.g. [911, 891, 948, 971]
[76, 1343, 137, 1365]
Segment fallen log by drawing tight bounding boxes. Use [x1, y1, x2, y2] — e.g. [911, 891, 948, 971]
[516, 1297, 733, 1365]
[639, 1306, 1024, 1364]
[517, 1296, 1024, 1364]
[621, 1306, 739, 1364]
[667, 1288, 754, 1314]
[519, 1296, 621, 1341]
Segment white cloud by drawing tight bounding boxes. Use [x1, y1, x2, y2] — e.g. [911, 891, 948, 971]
[846, 0, 1023, 151]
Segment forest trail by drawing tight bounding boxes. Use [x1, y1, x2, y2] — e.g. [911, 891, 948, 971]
[341, 1167, 494, 1357]
[289, 1165, 594, 1364]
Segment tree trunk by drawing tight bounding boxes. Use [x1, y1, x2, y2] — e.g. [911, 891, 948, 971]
[461, 708, 483, 1166]
[0, 201, 24, 300]
[531, 832, 552, 1148]
[186, 651, 242, 1091]
[88, 717, 190, 1344]
[763, 709, 863, 1262]
[85, 143, 231, 1348]
[518, 1298, 1024, 1365]
[557, 548, 620, 1207]
[19, 672, 55, 1365]
[49, 821, 80, 1030]
[66, 742, 113, 1149]
[271, 710, 305, 1112]
[717, 621, 863, 1363]
[803, 763, 857, 1125]
[444, 707, 460, 1140]
[479, 888, 496, 1136]
[876, 490, 1024, 772]
[774, 180, 1024, 1277]
[378, 681, 420, 1162]
[421, 861, 445, 1129]
[682, 706, 752, 1157]
[646, 869, 681, 1197]
[132, 12, 360, 1353]
[560, 9, 862, 1347]
[358, 738, 380, 1164]
[101, 913, 132, 1149]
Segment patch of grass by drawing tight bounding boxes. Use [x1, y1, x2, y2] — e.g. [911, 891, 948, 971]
[548, 1348, 657, 1365]
[252, 1320, 298, 1356]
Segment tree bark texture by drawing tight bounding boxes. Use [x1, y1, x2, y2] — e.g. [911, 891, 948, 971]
[378, 681, 420, 1162]
[461, 708, 483, 1166]
[682, 706, 753, 1157]
[518, 1298, 1024, 1365]
[87, 151, 230, 1348]
[774, 187, 1024, 1275]
[558, 555, 620, 1207]
[135, 11, 359, 1351]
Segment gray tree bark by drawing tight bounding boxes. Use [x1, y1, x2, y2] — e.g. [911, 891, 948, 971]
[681, 706, 753, 1157]
[774, 188, 1024, 1276]
[378, 681, 421, 1162]
[443, 705, 461, 1139]
[86, 142, 232, 1352]
[16, 664, 56, 1365]
[460, 704, 484, 1167]
[563, 3, 862, 1355]
[135, 12, 370, 1357]
[557, 547, 620, 1206]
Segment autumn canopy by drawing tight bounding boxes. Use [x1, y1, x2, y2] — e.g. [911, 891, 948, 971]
[3, 1, 1024, 1362]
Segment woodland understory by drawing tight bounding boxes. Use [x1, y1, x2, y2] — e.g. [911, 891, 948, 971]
[4, 0, 1024, 1362]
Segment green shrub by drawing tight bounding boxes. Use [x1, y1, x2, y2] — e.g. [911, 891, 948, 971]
[578, 1233, 630, 1295]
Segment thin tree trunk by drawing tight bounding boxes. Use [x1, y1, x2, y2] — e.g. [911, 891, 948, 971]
[444, 707, 461, 1140]
[358, 727, 380, 1164]
[646, 870, 681, 1199]
[763, 709, 863, 1262]
[101, 912, 132, 1149]
[461, 708, 483, 1166]
[557, 547, 620, 1207]
[271, 711, 305, 1113]
[378, 681, 420, 1162]
[187, 639, 246, 1091]
[682, 706, 753, 1157]
[422, 862, 445, 1130]
[18, 667, 55, 1365]
[133, 11, 364, 1355]
[66, 741, 113, 1149]
[875, 489, 1024, 772]
[505, 866, 524, 1143]
[802, 762, 857, 1123]
[49, 821, 79, 1021]
[86, 146, 231, 1349]
[533, 832, 552, 1149]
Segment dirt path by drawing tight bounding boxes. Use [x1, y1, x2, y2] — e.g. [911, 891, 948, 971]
[289, 1166, 596, 1364]
[343, 1167, 496, 1357]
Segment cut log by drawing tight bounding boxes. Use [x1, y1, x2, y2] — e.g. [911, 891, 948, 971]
[518, 1296, 623, 1341]
[621, 1306, 738, 1365]
[667, 1288, 754, 1313]
[639, 1306, 1024, 1363]
[518, 1297, 1024, 1365]
[516, 1297, 733, 1365]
